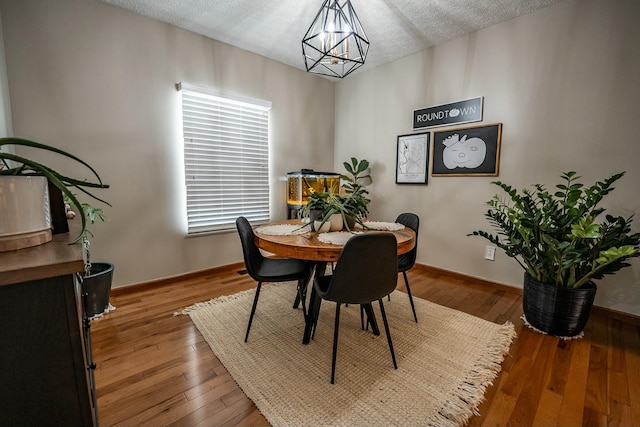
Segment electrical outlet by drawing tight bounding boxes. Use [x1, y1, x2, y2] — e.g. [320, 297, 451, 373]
[484, 245, 496, 261]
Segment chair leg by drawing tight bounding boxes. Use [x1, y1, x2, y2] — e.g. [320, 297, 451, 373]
[403, 271, 418, 323]
[245, 282, 262, 342]
[331, 303, 341, 384]
[311, 296, 323, 340]
[378, 299, 398, 369]
[296, 278, 308, 316]
[362, 303, 380, 336]
[293, 268, 313, 310]
[360, 304, 376, 331]
[292, 292, 301, 309]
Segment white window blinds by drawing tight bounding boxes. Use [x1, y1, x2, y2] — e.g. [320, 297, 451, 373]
[179, 82, 271, 234]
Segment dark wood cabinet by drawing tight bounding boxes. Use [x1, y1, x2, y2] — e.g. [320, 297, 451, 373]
[0, 229, 97, 426]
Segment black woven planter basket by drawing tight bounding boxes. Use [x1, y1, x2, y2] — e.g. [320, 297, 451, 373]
[522, 273, 597, 337]
[83, 262, 114, 317]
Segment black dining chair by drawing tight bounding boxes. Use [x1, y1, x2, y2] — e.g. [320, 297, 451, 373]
[395, 213, 419, 322]
[312, 232, 399, 384]
[236, 216, 312, 342]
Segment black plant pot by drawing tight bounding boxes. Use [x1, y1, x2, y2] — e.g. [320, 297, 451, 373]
[309, 209, 324, 231]
[522, 273, 597, 337]
[83, 262, 115, 318]
[345, 215, 357, 229]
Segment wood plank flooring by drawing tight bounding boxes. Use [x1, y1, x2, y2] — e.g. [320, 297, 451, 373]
[91, 264, 640, 426]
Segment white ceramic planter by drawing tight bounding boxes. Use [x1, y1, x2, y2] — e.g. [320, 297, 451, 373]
[0, 176, 52, 251]
[314, 219, 331, 233]
[329, 213, 343, 231]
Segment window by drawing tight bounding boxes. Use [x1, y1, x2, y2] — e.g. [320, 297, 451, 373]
[179, 82, 271, 234]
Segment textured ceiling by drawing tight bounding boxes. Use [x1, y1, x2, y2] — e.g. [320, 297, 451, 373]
[101, 0, 563, 78]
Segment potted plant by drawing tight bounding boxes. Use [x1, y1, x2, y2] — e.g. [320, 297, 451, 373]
[300, 191, 342, 232]
[1, 137, 111, 317]
[299, 157, 373, 233]
[301, 190, 331, 223]
[65, 197, 115, 318]
[1, 137, 109, 244]
[469, 171, 640, 337]
[340, 157, 371, 224]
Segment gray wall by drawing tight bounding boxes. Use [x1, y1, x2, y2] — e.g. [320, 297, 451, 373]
[0, 9, 11, 137]
[334, 0, 640, 315]
[0, 0, 335, 286]
[2, 0, 639, 316]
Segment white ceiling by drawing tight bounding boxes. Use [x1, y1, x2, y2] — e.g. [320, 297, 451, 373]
[101, 0, 564, 78]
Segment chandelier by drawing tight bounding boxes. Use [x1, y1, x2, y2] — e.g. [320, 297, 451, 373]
[302, 0, 369, 78]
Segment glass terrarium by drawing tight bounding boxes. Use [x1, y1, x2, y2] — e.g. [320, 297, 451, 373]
[287, 170, 341, 210]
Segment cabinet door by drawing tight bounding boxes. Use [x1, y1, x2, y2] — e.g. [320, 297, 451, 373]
[0, 275, 95, 426]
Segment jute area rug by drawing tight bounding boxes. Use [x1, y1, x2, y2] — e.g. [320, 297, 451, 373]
[178, 282, 516, 427]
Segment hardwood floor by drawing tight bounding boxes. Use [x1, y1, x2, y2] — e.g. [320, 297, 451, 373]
[91, 264, 640, 426]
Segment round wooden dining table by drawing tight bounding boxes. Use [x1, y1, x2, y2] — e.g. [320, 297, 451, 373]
[254, 219, 416, 263]
[253, 219, 416, 344]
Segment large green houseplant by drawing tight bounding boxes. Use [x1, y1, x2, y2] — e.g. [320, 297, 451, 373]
[470, 171, 639, 336]
[1, 137, 109, 242]
[1, 137, 112, 317]
[340, 157, 371, 222]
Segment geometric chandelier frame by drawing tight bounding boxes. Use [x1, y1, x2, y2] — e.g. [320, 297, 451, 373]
[302, 0, 369, 78]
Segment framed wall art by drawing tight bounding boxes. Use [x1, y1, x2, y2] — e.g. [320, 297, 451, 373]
[431, 123, 502, 176]
[396, 132, 430, 184]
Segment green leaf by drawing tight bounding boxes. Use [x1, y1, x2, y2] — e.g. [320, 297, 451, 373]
[571, 216, 602, 239]
[343, 161, 354, 175]
[356, 159, 369, 174]
[597, 246, 638, 263]
[470, 170, 640, 288]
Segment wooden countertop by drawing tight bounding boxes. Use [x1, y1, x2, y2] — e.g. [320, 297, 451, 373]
[0, 220, 85, 286]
